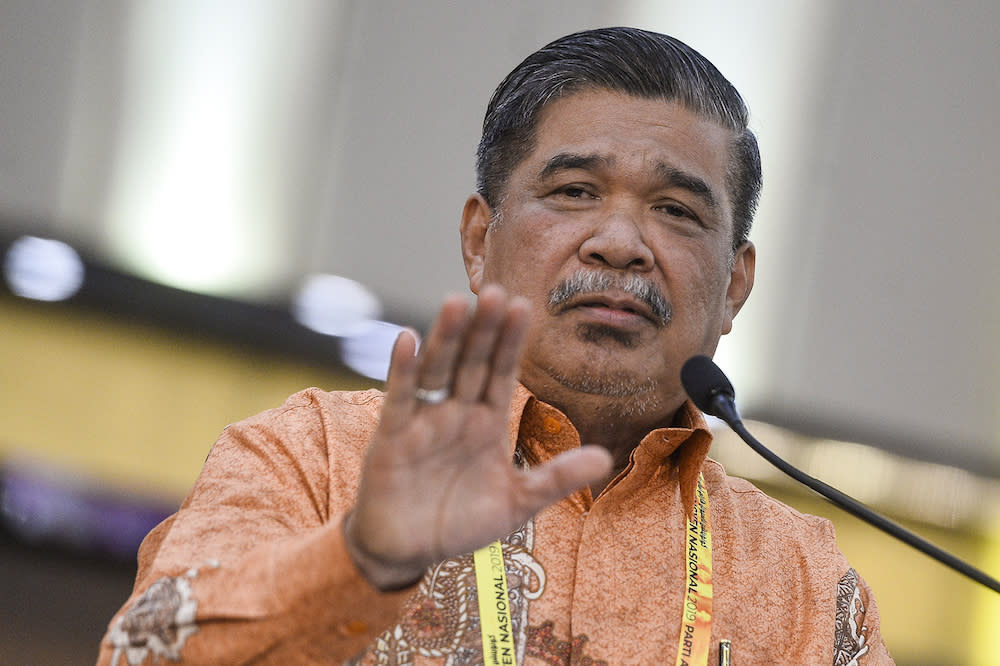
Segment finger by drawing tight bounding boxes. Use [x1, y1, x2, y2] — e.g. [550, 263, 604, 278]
[379, 329, 419, 433]
[451, 286, 507, 402]
[513, 446, 613, 514]
[415, 295, 470, 394]
[483, 296, 530, 408]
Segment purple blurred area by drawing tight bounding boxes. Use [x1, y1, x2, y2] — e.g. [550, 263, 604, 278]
[0, 460, 174, 561]
[0, 460, 171, 662]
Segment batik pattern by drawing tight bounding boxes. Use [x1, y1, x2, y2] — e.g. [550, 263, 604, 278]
[107, 560, 218, 665]
[833, 568, 870, 666]
[349, 521, 544, 665]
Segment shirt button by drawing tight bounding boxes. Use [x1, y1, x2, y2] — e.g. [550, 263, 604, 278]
[337, 620, 369, 636]
[543, 416, 562, 434]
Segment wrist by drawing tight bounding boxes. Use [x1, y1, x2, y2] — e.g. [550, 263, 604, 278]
[342, 510, 426, 592]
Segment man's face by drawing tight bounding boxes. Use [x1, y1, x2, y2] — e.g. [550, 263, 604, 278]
[461, 89, 754, 420]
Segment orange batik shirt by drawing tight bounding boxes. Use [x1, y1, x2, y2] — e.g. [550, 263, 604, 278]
[99, 385, 893, 665]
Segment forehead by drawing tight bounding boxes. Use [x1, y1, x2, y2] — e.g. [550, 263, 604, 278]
[520, 89, 734, 206]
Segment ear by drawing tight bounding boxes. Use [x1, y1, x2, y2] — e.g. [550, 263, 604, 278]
[459, 193, 493, 295]
[721, 241, 755, 335]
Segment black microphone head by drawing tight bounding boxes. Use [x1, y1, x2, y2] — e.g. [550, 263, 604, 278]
[681, 355, 736, 416]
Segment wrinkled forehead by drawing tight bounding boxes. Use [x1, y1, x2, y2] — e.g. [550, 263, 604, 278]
[525, 91, 733, 194]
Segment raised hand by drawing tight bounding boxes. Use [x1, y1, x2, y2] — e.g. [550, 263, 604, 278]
[344, 285, 612, 590]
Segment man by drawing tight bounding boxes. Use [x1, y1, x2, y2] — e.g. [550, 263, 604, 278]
[100, 28, 893, 665]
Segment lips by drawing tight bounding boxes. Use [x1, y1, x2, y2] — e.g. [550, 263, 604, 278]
[565, 292, 659, 326]
[547, 270, 672, 326]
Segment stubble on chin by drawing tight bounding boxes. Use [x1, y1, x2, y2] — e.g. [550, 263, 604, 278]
[576, 322, 640, 349]
[543, 358, 663, 419]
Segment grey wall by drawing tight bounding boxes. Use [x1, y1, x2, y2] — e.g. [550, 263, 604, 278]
[745, 1, 1000, 472]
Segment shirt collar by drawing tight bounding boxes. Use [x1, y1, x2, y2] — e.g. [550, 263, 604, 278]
[507, 383, 713, 515]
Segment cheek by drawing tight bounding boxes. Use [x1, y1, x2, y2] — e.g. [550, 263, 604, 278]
[666, 256, 731, 319]
[485, 220, 581, 288]
[482, 243, 548, 301]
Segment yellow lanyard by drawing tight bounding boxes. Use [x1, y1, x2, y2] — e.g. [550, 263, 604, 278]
[473, 473, 714, 666]
[675, 473, 714, 666]
[473, 540, 517, 666]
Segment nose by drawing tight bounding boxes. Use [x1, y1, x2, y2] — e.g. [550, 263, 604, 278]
[578, 209, 654, 271]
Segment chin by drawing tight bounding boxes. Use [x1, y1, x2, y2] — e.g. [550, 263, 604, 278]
[543, 358, 658, 399]
[575, 322, 642, 349]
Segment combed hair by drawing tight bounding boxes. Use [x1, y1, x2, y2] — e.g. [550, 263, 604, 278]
[475, 27, 761, 249]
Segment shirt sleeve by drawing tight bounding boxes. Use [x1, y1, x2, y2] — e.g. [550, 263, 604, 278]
[96, 389, 414, 665]
[833, 568, 895, 665]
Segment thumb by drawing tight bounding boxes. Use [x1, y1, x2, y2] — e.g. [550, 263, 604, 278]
[514, 446, 613, 513]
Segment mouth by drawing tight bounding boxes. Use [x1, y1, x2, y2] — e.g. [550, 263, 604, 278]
[565, 293, 661, 327]
[547, 271, 673, 327]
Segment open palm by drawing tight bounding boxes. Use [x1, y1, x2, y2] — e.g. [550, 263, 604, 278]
[345, 286, 611, 589]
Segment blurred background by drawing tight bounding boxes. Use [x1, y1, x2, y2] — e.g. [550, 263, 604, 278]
[1, 0, 998, 663]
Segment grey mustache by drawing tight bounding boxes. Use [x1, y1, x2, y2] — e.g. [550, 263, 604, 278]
[547, 271, 671, 326]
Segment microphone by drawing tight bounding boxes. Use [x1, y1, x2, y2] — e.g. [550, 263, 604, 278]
[681, 355, 1000, 595]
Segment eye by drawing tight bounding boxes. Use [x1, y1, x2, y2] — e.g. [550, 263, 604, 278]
[658, 202, 691, 217]
[557, 185, 594, 199]
[655, 201, 702, 225]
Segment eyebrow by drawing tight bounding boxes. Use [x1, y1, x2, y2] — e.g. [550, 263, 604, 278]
[536, 152, 614, 181]
[536, 152, 720, 213]
[655, 163, 720, 213]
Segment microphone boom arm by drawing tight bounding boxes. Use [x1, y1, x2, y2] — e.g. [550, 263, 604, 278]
[713, 394, 1000, 595]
